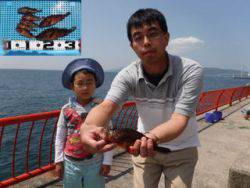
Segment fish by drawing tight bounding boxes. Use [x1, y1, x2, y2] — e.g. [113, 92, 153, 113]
[22, 15, 41, 22]
[20, 18, 39, 29]
[39, 12, 70, 28]
[36, 27, 76, 40]
[17, 23, 36, 31]
[18, 7, 41, 15]
[105, 128, 158, 152]
[16, 27, 35, 38]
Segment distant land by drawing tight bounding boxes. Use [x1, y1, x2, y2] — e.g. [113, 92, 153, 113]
[203, 67, 248, 77]
[108, 67, 247, 77]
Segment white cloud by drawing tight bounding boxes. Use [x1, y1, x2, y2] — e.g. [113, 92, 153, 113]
[168, 36, 204, 54]
[51, 2, 68, 14]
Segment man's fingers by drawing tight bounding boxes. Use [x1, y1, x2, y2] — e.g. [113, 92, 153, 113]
[81, 126, 110, 153]
[85, 138, 106, 153]
[93, 127, 107, 139]
[98, 143, 116, 153]
[129, 137, 156, 157]
[147, 138, 156, 157]
[129, 139, 141, 156]
[140, 137, 148, 157]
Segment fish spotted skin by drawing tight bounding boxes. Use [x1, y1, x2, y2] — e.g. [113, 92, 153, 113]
[105, 128, 157, 151]
[18, 7, 42, 15]
[20, 18, 39, 29]
[39, 12, 71, 28]
[36, 27, 76, 40]
[22, 15, 41, 22]
[105, 128, 172, 153]
[16, 27, 35, 38]
[17, 23, 36, 31]
[18, 19, 39, 31]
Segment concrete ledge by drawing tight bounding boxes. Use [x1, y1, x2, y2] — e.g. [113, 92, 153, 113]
[228, 150, 250, 188]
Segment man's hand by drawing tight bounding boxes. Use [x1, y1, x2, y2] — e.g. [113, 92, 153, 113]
[81, 126, 116, 153]
[80, 100, 119, 153]
[128, 135, 156, 157]
[128, 112, 189, 158]
[54, 162, 64, 178]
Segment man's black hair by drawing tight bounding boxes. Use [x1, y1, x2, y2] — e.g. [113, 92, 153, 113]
[127, 8, 168, 43]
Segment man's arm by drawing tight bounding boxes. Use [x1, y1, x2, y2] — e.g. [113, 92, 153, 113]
[147, 112, 189, 143]
[80, 99, 120, 153]
[84, 99, 119, 128]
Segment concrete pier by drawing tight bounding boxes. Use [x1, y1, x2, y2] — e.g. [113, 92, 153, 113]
[228, 149, 250, 188]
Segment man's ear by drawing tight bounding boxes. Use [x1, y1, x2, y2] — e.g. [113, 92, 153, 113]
[130, 42, 135, 51]
[164, 32, 170, 46]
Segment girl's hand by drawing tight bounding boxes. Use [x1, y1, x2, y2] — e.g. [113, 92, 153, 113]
[54, 162, 64, 178]
[99, 164, 111, 176]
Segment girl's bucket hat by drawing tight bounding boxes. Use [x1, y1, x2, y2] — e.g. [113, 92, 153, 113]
[62, 58, 104, 89]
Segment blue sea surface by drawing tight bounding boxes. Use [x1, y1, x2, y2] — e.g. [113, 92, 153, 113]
[0, 69, 249, 118]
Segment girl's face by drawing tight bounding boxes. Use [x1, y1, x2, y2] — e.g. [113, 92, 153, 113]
[71, 71, 96, 103]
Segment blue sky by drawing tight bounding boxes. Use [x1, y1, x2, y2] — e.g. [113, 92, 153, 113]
[0, 0, 249, 72]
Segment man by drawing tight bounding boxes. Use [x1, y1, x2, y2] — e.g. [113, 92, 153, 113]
[81, 8, 203, 188]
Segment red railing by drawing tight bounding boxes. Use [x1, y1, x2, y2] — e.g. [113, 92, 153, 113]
[0, 86, 249, 187]
[0, 111, 60, 187]
[196, 86, 250, 115]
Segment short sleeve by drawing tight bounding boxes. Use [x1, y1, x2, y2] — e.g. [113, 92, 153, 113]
[174, 65, 203, 117]
[105, 69, 133, 106]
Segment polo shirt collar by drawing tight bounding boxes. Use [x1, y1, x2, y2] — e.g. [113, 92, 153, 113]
[138, 52, 173, 83]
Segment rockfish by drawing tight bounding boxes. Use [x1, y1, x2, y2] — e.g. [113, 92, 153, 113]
[18, 7, 41, 15]
[22, 14, 41, 22]
[105, 128, 159, 152]
[39, 12, 70, 28]
[16, 27, 35, 38]
[36, 27, 76, 40]
[19, 19, 39, 30]
[17, 23, 36, 31]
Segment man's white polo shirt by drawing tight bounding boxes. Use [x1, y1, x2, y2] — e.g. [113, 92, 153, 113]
[106, 53, 203, 150]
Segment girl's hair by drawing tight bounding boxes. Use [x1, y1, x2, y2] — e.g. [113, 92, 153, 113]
[70, 69, 97, 83]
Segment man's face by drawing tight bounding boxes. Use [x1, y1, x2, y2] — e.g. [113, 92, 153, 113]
[130, 22, 169, 64]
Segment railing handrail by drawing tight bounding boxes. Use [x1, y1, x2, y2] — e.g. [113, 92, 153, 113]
[0, 110, 60, 126]
[0, 86, 249, 187]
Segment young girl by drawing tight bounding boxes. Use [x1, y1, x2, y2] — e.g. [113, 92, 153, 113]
[54, 58, 113, 188]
